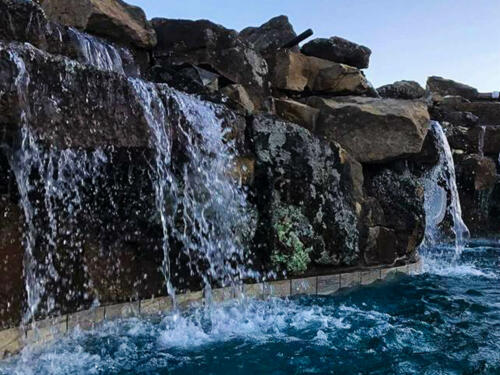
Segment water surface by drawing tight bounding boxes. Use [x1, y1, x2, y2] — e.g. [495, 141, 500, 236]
[2, 240, 500, 375]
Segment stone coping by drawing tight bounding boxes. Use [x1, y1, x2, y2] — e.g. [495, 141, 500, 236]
[0, 259, 423, 359]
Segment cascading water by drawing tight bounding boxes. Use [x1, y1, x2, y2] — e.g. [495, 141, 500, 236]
[3, 49, 108, 324]
[168, 90, 254, 296]
[421, 121, 470, 255]
[68, 28, 125, 74]
[129, 79, 255, 303]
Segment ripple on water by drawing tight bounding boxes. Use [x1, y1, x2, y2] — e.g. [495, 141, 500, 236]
[1, 243, 500, 374]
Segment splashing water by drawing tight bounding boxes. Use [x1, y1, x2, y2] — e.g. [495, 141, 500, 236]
[421, 121, 470, 256]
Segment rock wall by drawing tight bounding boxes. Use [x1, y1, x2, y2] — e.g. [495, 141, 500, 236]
[0, 0, 473, 329]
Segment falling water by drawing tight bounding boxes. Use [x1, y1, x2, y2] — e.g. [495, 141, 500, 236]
[422, 121, 470, 255]
[169, 90, 254, 295]
[129, 80, 254, 302]
[478, 125, 486, 157]
[4, 49, 108, 324]
[68, 28, 125, 74]
[129, 79, 177, 301]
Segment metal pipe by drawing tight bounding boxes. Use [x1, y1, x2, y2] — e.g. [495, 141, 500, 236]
[280, 29, 314, 50]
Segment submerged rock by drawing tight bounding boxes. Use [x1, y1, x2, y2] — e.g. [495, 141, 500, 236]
[240, 15, 298, 53]
[305, 96, 430, 163]
[267, 50, 375, 96]
[40, 0, 157, 49]
[377, 80, 426, 100]
[301, 36, 371, 69]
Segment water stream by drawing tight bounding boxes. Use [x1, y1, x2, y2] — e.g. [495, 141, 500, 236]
[421, 121, 470, 254]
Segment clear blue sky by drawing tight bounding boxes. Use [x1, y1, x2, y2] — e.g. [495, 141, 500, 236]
[129, 0, 500, 91]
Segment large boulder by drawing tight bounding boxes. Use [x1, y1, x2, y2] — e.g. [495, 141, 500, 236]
[305, 96, 430, 163]
[250, 114, 362, 270]
[268, 50, 376, 96]
[151, 18, 269, 109]
[40, 0, 157, 49]
[301, 36, 371, 69]
[377, 80, 426, 100]
[447, 102, 500, 125]
[0, 42, 150, 148]
[484, 126, 500, 154]
[363, 164, 425, 265]
[239, 15, 297, 53]
[427, 76, 478, 101]
[456, 154, 498, 235]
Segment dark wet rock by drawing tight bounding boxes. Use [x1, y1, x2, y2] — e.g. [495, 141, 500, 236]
[456, 154, 498, 235]
[377, 80, 426, 100]
[427, 76, 479, 101]
[301, 36, 371, 69]
[0, 42, 150, 148]
[409, 128, 441, 170]
[430, 109, 479, 128]
[274, 98, 320, 132]
[151, 18, 269, 109]
[0, 153, 24, 330]
[40, 0, 157, 49]
[267, 50, 375, 96]
[449, 102, 500, 125]
[483, 126, 500, 154]
[240, 15, 298, 53]
[305, 96, 430, 163]
[249, 114, 362, 268]
[363, 165, 425, 265]
[442, 124, 482, 154]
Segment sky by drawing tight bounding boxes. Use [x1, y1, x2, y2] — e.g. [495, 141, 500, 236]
[129, 0, 500, 91]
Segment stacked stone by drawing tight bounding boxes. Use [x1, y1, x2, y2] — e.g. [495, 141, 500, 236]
[0, 0, 437, 330]
[426, 76, 500, 235]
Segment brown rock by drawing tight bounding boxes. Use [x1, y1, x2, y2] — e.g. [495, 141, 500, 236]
[40, 0, 157, 49]
[301, 36, 371, 69]
[268, 50, 375, 96]
[274, 98, 319, 132]
[306, 96, 430, 163]
[221, 84, 256, 113]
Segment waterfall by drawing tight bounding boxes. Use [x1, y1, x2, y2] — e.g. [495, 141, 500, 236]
[422, 121, 470, 254]
[479, 125, 486, 157]
[3, 50, 108, 323]
[68, 28, 126, 74]
[129, 80, 254, 302]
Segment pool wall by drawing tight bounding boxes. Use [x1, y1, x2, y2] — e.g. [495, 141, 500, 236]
[0, 259, 423, 359]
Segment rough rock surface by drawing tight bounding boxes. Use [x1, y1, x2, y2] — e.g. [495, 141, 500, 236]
[377, 80, 426, 100]
[363, 164, 425, 265]
[268, 50, 376, 96]
[40, 0, 157, 49]
[427, 76, 479, 101]
[301, 37, 371, 69]
[0, 42, 150, 148]
[274, 98, 320, 132]
[305, 96, 430, 163]
[151, 18, 269, 109]
[250, 114, 362, 268]
[240, 15, 297, 53]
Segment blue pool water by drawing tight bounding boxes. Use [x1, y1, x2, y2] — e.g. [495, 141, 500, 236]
[1, 241, 500, 375]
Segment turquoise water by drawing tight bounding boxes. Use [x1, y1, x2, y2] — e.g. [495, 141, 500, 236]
[1, 241, 500, 375]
